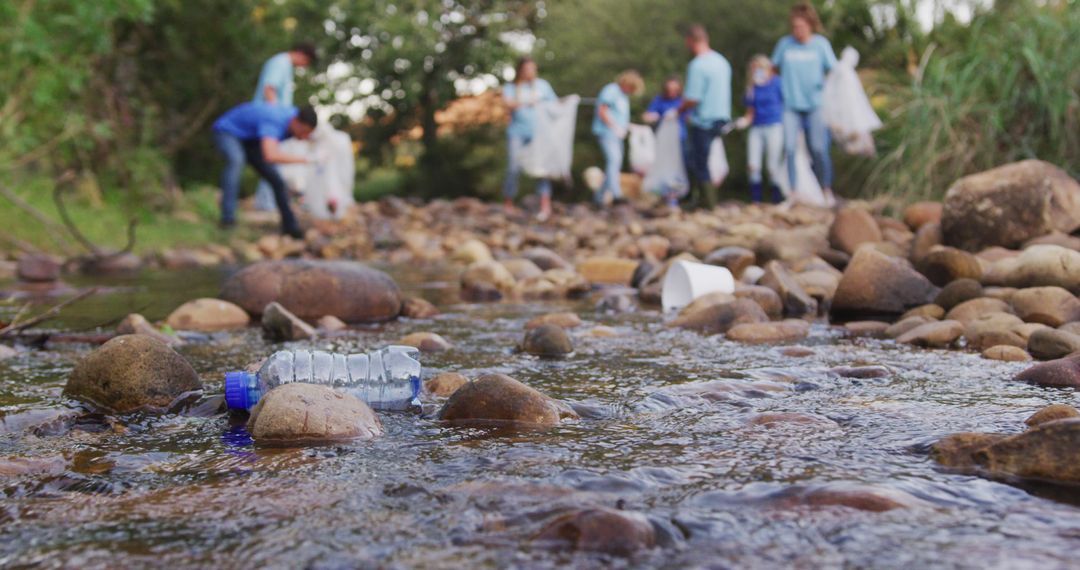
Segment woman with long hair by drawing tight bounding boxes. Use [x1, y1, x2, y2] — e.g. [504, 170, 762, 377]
[502, 56, 557, 220]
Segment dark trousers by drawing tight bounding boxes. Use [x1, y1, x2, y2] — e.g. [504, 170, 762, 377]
[214, 131, 301, 236]
[687, 120, 728, 208]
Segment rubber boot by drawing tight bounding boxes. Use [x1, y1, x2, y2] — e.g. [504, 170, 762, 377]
[771, 185, 784, 204]
[750, 182, 763, 203]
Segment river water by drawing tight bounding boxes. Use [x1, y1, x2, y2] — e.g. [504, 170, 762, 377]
[1, 265, 1079, 569]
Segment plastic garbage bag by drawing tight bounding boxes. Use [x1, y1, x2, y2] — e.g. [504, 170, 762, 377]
[628, 124, 656, 174]
[641, 115, 688, 197]
[522, 95, 580, 181]
[708, 136, 729, 187]
[779, 133, 827, 206]
[822, 47, 882, 157]
[278, 124, 356, 219]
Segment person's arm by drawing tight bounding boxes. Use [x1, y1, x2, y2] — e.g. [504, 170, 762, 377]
[680, 62, 702, 114]
[677, 99, 698, 114]
[599, 104, 616, 129]
[263, 85, 279, 104]
[820, 37, 838, 72]
[503, 84, 524, 110]
[261, 137, 308, 164]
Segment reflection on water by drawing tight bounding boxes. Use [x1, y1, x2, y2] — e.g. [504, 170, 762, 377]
[2, 265, 1080, 568]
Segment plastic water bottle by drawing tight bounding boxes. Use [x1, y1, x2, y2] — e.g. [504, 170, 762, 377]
[224, 346, 422, 412]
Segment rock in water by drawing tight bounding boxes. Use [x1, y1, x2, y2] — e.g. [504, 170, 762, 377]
[931, 433, 1008, 468]
[942, 160, 1080, 251]
[668, 298, 769, 336]
[116, 313, 181, 346]
[973, 419, 1080, 484]
[1014, 354, 1080, 389]
[534, 508, 656, 556]
[1027, 328, 1080, 361]
[1025, 404, 1080, 428]
[262, 302, 316, 342]
[424, 373, 468, 397]
[64, 335, 202, 413]
[165, 298, 251, 331]
[400, 297, 439, 319]
[439, 374, 577, 427]
[522, 324, 573, 357]
[17, 254, 62, 282]
[895, 320, 965, 348]
[398, 332, 453, 352]
[525, 312, 583, 330]
[726, 320, 809, 344]
[221, 260, 402, 322]
[247, 383, 382, 443]
[831, 248, 938, 320]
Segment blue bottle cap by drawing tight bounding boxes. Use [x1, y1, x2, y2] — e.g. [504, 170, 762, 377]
[224, 371, 258, 410]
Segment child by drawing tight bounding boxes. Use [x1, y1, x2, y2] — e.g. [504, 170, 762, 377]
[592, 70, 644, 207]
[733, 55, 786, 204]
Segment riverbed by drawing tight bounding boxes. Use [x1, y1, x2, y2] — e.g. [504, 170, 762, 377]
[2, 265, 1079, 569]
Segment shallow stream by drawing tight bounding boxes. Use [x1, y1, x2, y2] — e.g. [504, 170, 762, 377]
[2, 265, 1079, 569]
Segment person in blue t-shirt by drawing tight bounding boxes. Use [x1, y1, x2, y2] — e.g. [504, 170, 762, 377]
[502, 56, 558, 220]
[252, 42, 318, 211]
[772, 3, 838, 204]
[211, 103, 317, 238]
[732, 55, 787, 204]
[643, 77, 690, 208]
[593, 70, 644, 207]
[678, 24, 732, 209]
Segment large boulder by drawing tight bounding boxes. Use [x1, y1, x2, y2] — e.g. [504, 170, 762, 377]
[831, 248, 939, 320]
[247, 383, 382, 443]
[439, 374, 577, 427]
[1014, 353, 1080, 389]
[221, 260, 402, 322]
[941, 160, 1080, 251]
[64, 335, 202, 413]
[972, 419, 1080, 484]
[165, 298, 250, 331]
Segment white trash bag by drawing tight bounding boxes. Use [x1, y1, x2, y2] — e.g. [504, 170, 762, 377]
[779, 133, 827, 207]
[278, 124, 356, 219]
[822, 46, 882, 157]
[628, 123, 657, 174]
[641, 114, 688, 197]
[522, 95, 580, 181]
[708, 136, 729, 187]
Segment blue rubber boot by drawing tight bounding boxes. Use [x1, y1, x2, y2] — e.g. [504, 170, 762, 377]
[750, 182, 763, 203]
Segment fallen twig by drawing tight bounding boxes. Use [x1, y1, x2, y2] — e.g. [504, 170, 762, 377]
[52, 171, 138, 258]
[0, 288, 99, 337]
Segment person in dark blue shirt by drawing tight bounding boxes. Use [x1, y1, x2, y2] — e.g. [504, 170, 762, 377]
[643, 77, 690, 207]
[732, 55, 786, 203]
[211, 103, 317, 237]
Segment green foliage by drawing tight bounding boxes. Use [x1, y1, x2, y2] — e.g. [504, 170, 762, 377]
[867, 0, 1080, 203]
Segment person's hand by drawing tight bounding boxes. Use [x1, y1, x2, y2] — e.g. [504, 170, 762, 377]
[642, 111, 660, 124]
[613, 126, 628, 140]
[663, 108, 680, 120]
[734, 116, 752, 130]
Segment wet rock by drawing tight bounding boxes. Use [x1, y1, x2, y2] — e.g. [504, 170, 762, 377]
[701, 482, 917, 512]
[1010, 286, 1080, 327]
[910, 221, 943, 263]
[587, 325, 619, 338]
[884, 316, 933, 339]
[0, 407, 80, 436]
[973, 419, 1080, 483]
[262, 302, 316, 342]
[982, 345, 1032, 362]
[630, 259, 658, 289]
[756, 226, 829, 264]
[522, 324, 573, 357]
[1025, 404, 1080, 428]
[461, 260, 516, 301]
[500, 258, 543, 281]
[793, 270, 839, 306]
[637, 235, 671, 260]
[900, 304, 945, 321]
[17, 254, 62, 282]
[526, 313, 583, 331]
[596, 292, 635, 314]
[1061, 322, 1080, 336]
[828, 206, 882, 255]
[727, 320, 809, 344]
[398, 332, 452, 352]
[746, 412, 837, 428]
[164, 298, 250, 332]
[1027, 328, 1080, 360]
[945, 298, 1013, 326]
[247, 383, 382, 443]
[521, 247, 572, 271]
[221, 260, 402, 322]
[514, 269, 590, 300]
[832, 248, 938, 320]
[916, 247, 983, 286]
[1014, 354, 1080, 389]
[577, 257, 638, 286]
[733, 285, 783, 319]
[829, 365, 891, 379]
[0, 344, 17, 360]
[450, 239, 493, 265]
[439, 374, 576, 427]
[0, 455, 67, 477]
[844, 321, 890, 338]
[942, 160, 1080, 251]
[400, 296, 439, 319]
[703, 246, 755, 278]
[64, 335, 202, 413]
[534, 508, 656, 556]
[965, 313, 1028, 350]
[932, 433, 1007, 469]
[759, 261, 817, 317]
[903, 201, 943, 230]
[316, 315, 347, 332]
[895, 320, 964, 348]
[668, 298, 769, 336]
[424, 373, 468, 397]
[934, 278, 984, 311]
[116, 313, 181, 346]
[679, 291, 736, 317]
[984, 245, 1080, 294]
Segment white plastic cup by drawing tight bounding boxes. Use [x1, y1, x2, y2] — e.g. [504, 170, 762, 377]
[661, 260, 736, 312]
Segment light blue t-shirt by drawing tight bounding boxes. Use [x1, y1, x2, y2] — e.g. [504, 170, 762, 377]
[684, 50, 733, 128]
[771, 34, 837, 112]
[592, 83, 630, 138]
[213, 103, 298, 141]
[254, 53, 295, 106]
[502, 79, 557, 138]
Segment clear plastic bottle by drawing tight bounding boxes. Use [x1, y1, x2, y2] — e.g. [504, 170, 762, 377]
[224, 346, 422, 412]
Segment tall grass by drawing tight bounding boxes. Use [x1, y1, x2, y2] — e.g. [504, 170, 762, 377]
[865, 0, 1080, 204]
